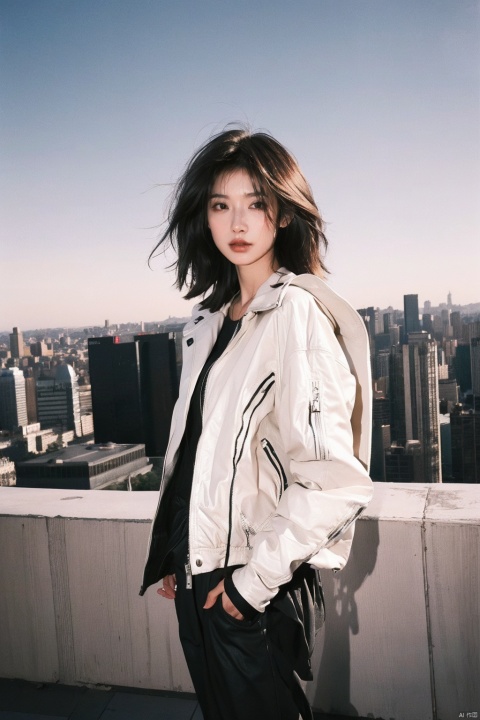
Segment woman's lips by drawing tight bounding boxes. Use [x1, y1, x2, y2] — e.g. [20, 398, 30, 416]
[229, 240, 251, 252]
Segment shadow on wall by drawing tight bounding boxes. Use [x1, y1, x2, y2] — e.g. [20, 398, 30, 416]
[313, 520, 380, 717]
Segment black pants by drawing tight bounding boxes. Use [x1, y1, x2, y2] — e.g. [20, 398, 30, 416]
[174, 559, 321, 720]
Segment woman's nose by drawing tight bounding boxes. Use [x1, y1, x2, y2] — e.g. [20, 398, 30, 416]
[231, 209, 247, 233]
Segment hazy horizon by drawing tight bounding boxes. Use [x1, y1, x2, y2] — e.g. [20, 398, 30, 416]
[2, 0, 479, 329]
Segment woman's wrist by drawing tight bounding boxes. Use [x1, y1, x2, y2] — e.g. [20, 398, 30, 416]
[224, 574, 260, 621]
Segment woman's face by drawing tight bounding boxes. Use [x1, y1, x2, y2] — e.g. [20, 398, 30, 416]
[207, 169, 279, 275]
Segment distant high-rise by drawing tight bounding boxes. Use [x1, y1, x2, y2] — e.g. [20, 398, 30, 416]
[9, 327, 24, 359]
[370, 397, 391, 481]
[422, 314, 434, 336]
[375, 349, 391, 384]
[450, 311, 462, 340]
[454, 345, 472, 394]
[24, 371, 38, 424]
[471, 338, 480, 404]
[447, 291, 452, 308]
[357, 307, 377, 343]
[404, 294, 420, 337]
[385, 441, 423, 482]
[36, 364, 81, 436]
[450, 406, 479, 483]
[88, 337, 143, 447]
[88, 333, 178, 456]
[390, 332, 441, 482]
[30, 341, 47, 357]
[0, 367, 28, 430]
[383, 313, 392, 334]
[405, 332, 442, 482]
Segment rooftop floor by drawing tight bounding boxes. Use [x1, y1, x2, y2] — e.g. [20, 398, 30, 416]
[0, 679, 358, 720]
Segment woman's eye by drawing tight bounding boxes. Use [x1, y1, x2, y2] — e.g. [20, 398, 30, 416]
[211, 202, 227, 211]
[251, 201, 266, 210]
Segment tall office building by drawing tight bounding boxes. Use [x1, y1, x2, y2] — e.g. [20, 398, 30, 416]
[30, 341, 47, 357]
[0, 367, 28, 430]
[454, 344, 471, 394]
[405, 332, 441, 482]
[450, 406, 479, 483]
[9, 327, 24, 359]
[375, 349, 391, 385]
[88, 333, 178, 456]
[88, 337, 143, 447]
[383, 313, 392, 334]
[450, 312, 462, 340]
[422, 314, 434, 336]
[370, 397, 391, 481]
[389, 332, 441, 482]
[389, 346, 406, 445]
[385, 441, 423, 482]
[24, 371, 38, 424]
[404, 295, 420, 337]
[36, 364, 82, 436]
[471, 338, 480, 405]
[357, 307, 377, 344]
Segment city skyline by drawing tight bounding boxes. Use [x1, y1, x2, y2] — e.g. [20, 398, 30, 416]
[1, 288, 479, 337]
[1, 0, 479, 328]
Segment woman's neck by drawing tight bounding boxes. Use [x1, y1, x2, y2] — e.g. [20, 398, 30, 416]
[230, 260, 279, 320]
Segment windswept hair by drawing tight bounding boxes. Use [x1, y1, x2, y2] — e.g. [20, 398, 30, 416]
[150, 127, 328, 311]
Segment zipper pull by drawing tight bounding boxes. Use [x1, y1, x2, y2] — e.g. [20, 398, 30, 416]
[312, 382, 320, 413]
[185, 557, 192, 590]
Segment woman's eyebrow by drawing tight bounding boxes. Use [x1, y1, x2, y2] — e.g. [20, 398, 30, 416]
[209, 191, 264, 199]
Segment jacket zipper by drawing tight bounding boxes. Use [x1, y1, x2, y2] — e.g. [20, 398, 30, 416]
[240, 512, 256, 550]
[325, 506, 364, 545]
[186, 316, 242, 589]
[309, 380, 329, 461]
[261, 438, 288, 501]
[225, 373, 275, 567]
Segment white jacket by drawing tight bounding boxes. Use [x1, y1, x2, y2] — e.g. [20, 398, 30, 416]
[143, 268, 373, 612]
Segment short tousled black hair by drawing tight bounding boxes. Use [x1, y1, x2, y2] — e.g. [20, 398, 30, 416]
[150, 127, 328, 311]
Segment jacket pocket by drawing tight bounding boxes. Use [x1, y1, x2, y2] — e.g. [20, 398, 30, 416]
[309, 380, 330, 461]
[261, 438, 288, 502]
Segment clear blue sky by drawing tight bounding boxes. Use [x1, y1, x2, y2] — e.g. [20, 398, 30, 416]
[1, 0, 479, 330]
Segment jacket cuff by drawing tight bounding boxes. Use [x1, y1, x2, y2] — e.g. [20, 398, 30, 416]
[224, 574, 261, 620]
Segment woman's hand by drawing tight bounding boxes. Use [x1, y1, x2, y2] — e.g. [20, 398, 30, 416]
[203, 579, 244, 620]
[157, 574, 176, 600]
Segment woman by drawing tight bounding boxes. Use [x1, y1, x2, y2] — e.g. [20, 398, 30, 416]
[140, 128, 373, 720]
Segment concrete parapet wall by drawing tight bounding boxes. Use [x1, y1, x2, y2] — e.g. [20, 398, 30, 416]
[0, 484, 478, 720]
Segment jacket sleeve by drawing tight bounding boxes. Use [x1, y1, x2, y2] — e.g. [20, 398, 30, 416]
[231, 289, 373, 612]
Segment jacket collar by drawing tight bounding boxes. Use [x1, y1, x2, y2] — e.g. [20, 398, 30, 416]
[186, 268, 291, 331]
[188, 267, 367, 344]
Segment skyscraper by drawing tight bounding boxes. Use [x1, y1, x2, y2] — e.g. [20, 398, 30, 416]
[9, 327, 24, 359]
[36, 363, 81, 436]
[405, 332, 441, 482]
[450, 405, 479, 483]
[0, 367, 28, 430]
[389, 332, 441, 482]
[88, 337, 144, 447]
[403, 294, 420, 337]
[88, 333, 178, 456]
[24, 370, 38, 424]
[471, 337, 480, 406]
[454, 344, 472, 394]
[450, 311, 462, 340]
